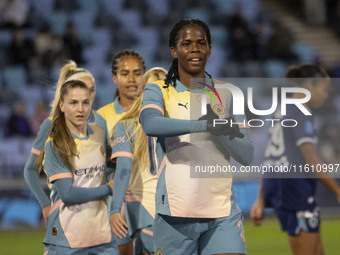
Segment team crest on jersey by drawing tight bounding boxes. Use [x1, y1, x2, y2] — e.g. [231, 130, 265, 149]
[100, 146, 105, 158]
[52, 227, 58, 236]
[156, 248, 164, 255]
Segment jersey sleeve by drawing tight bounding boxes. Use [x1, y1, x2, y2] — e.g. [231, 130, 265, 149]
[31, 118, 52, 155]
[111, 122, 133, 160]
[44, 140, 73, 182]
[95, 112, 108, 139]
[290, 109, 317, 146]
[140, 83, 206, 137]
[141, 83, 165, 115]
[110, 122, 132, 214]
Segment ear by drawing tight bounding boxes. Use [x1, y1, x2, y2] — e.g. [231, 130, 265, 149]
[207, 44, 212, 57]
[59, 100, 65, 113]
[170, 47, 178, 59]
[112, 74, 118, 84]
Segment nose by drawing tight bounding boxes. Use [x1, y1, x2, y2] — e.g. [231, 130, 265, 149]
[128, 73, 136, 82]
[78, 103, 84, 112]
[190, 43, 199, 52]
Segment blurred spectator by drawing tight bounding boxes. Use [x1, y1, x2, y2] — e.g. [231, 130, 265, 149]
[0, 0, 29, 28]
[62, 22, 84, 64]
[33, 24, 63, 69]
[8, 27, 34, 67]
[267, 20, 297, 61]
[4, 100, 32, 138]
[228, 6, 257, 62]
[29, 101, 49, 136]
[254, 21, 271, 61]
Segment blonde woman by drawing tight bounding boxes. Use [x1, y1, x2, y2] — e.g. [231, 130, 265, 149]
[110, 68, 167, 255]
[36, 79, 117, 254]
[24, 61, 96, 226]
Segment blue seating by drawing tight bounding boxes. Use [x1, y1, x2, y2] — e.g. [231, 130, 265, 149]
[292, 43, 316, 63]
[3, 66, 27, 93]
[212, 0, 240, 15]
[264, 60, 288, 78]
[184, 8, 211, 24]
[48, 11, 69, 35]
[30, 0, 55, 18]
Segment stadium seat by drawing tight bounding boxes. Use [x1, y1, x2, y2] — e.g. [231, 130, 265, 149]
[3, 66, 27, 93]
[48, 11, 69, 35]
[184, 8, 211, 24]
[264, 60, 288, 78]
[292, 43, 316, 63]
[30, 0, 55, 18]
[211, 0, 240, 15]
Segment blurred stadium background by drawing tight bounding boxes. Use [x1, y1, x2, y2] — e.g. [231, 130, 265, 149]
[0, 0, 339, 254]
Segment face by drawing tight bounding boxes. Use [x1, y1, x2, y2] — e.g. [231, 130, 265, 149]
[79, 76, 96, 104]
[171, 25, 211, 79]
[305, 77, 330, 109]
[112, 56, 143, 101]
[59, 87, 91, 130]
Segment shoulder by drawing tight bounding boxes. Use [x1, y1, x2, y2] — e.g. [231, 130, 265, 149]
[96, 102, 115, 117]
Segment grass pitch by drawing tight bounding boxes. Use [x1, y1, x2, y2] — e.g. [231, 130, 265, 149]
[0, 217, 339, 254]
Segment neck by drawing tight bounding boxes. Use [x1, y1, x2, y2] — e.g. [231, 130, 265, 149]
[119, 96, 135, 111]
[178, 69, 205, 89]
[65, 120, 87, 138]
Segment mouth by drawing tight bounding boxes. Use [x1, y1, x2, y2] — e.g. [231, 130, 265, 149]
[76, 115, 85, 120]
[126, 85, 138, 92]
[188, 58, 202, 65]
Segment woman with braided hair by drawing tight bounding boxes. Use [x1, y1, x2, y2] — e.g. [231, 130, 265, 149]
[95, 49, 146, 255]
[140, 19, 253, 254]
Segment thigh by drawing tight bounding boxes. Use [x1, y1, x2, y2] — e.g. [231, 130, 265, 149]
[134, 226, 155, 254]
[199, 213, 246, 255]
[289, 231, 323, 255]
[88, 241, 119, 255]
[44, 244, 87, 255]
[154, 214, 202, 255]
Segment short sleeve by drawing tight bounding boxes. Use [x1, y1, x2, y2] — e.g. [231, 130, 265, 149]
[31, 118, 52, 155]
[290, 110, 317, 147]
[44, 140, 73, 182]
[141, 83, 165, 115]
[111, 122, 133, 160]
[95, 111, 108, 139]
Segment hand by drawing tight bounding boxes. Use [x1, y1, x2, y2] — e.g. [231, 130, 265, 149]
[42, 205, 51, 227]
[107, 179, 114, 194]
[250, 200, 264, 226]
[201, 104, 244, 139]
[110, 213, 128, 239]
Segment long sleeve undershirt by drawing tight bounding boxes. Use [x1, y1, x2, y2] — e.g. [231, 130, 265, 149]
[53, 178, 112, 206]
[110, 157, 131, 215]
[140, 108, 253, 166]
[23, 153, 50, 208]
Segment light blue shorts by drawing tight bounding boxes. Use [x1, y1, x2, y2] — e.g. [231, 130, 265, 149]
[154, 212, 246, 255]
[44, 241, 119, 255]
[134, 226, 154, 254]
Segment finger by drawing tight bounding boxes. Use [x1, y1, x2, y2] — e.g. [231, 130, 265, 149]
[236, 132, 244, 138]
[206, 104, 213, 113]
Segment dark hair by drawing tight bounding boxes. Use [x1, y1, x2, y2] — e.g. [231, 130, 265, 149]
[164, 19, 211, 88]
[111, 49, 146, 98]
[286, 64, 329, 87]
[286, 64, 328, 79]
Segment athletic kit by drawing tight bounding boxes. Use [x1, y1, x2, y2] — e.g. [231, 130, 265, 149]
[140, 79, 252, 254]
[43, 123, 117, 254]
[111, 121, 157, 253]
[263, 104, 320, 235]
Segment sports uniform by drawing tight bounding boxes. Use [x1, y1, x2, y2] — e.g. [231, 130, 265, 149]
[24, 110, 96, 209]
[43, 123, 118, 254]
[95, 97, 134, 246]
[111, 121, 157, 253]
[140, 79, 253, 254]
[263, 104, 320, 235]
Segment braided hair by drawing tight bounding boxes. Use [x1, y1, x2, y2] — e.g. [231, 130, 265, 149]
[164, 19, 211, 88]
[111, 49, 146, 98]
